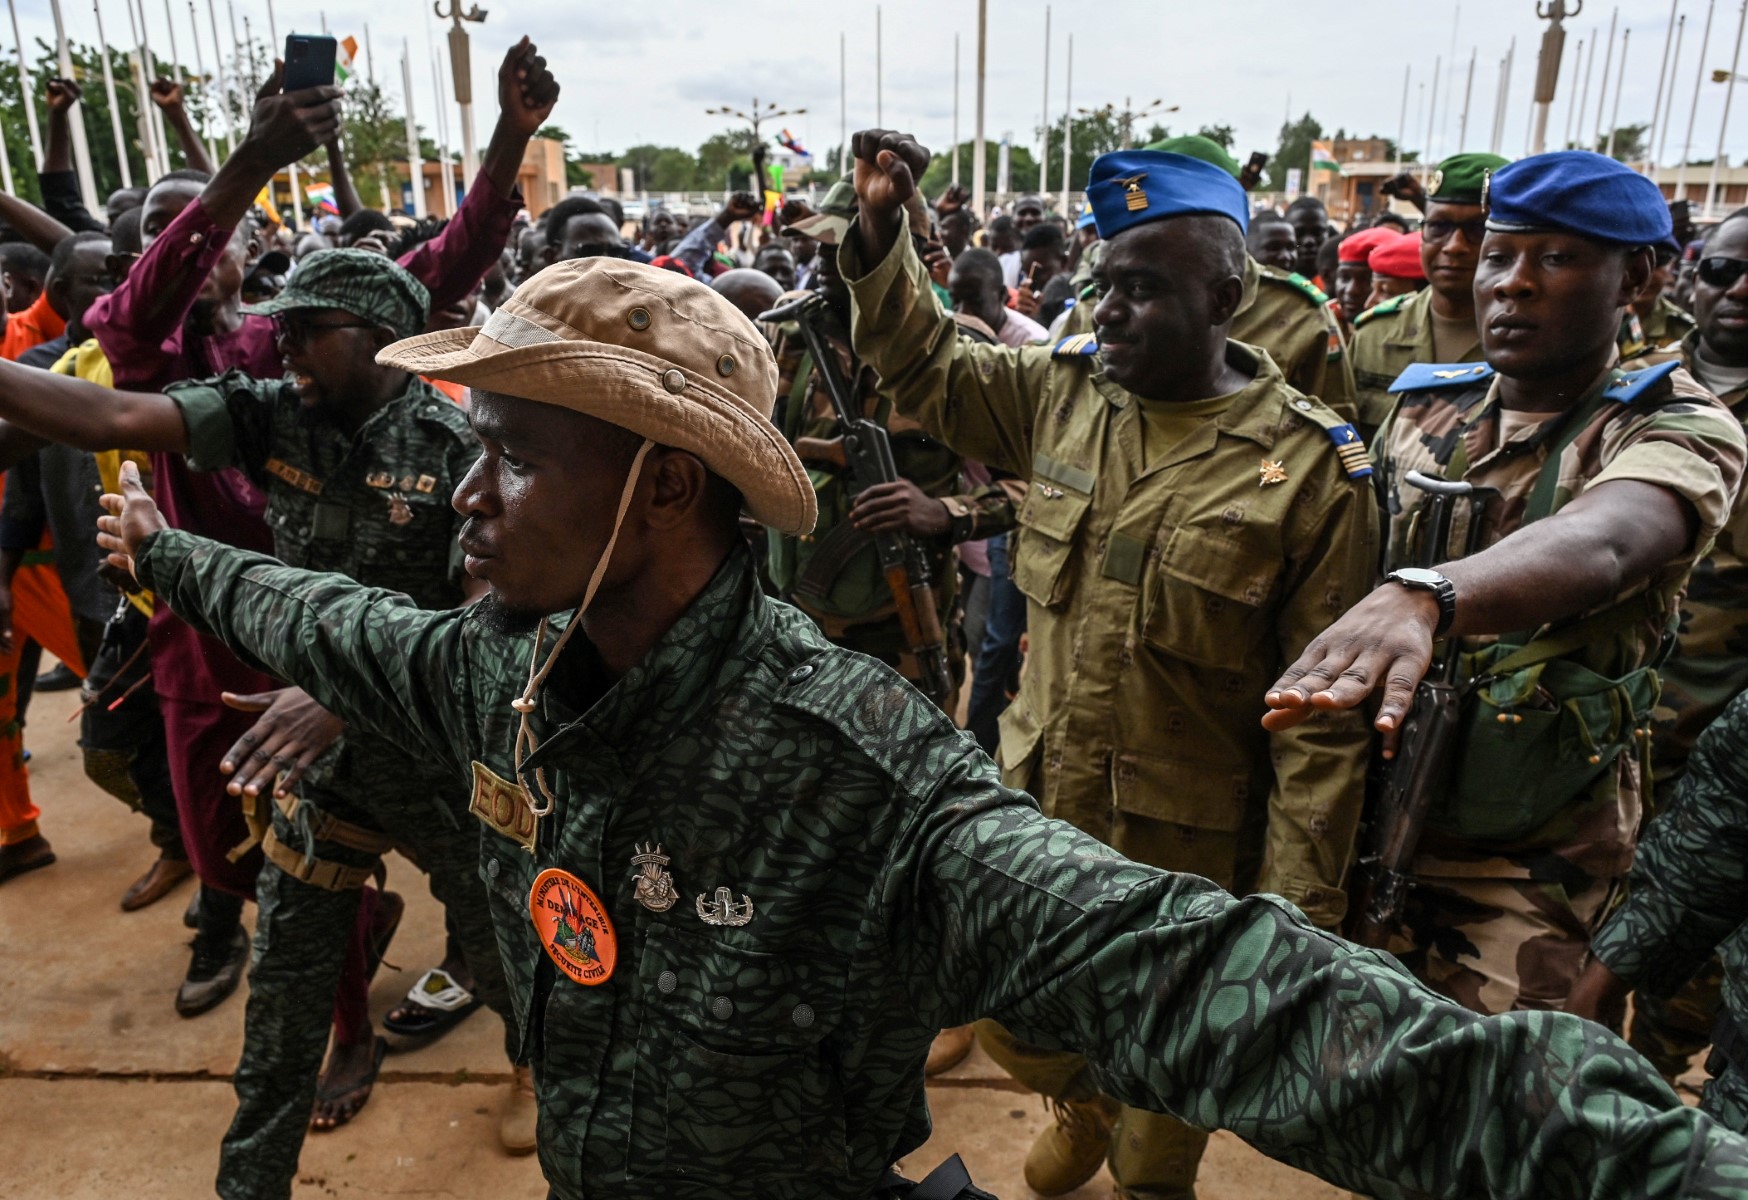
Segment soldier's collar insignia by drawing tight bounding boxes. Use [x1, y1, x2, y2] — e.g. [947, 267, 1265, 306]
[1052, 333, 1100, 358]
[1259, 458, 1289, 486]
[630, 843, 679, 913]
[696, 886, 755, 927]
[531, 868, 617, 986]
[1113, 173, 1150, 212]
[1389, 361, 1496, 394]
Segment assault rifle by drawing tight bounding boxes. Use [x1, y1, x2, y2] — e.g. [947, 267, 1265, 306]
[758, 292, 954, 705]
[1348, 470, 1496, 948]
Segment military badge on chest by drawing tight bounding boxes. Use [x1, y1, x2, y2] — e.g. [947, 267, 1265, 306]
[630, 842, 679, 912]
[530, 867, 617, 986]
[468, 760, 538, 851]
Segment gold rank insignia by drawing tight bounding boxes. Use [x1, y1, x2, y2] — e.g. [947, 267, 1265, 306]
[1113, 173, 1150, 212]
[387, 493, 414, 526]
[1432, 365, 1489, 379]
[415, 474, 438, 494]
[1259, 458, 1289, 486]
[468, 760, 538, 851]
[364, 471, 396, 489]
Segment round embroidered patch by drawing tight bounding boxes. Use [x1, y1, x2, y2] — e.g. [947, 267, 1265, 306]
[529, 868, 617, 986]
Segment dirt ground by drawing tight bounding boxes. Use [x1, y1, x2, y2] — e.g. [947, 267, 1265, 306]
[0, 680, 1349, 1199]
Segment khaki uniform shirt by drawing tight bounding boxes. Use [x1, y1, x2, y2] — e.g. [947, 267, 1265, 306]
[1350, 288, 1483, 445]
[842, 227, 1378, 928]
[1378, 359, 1746, 881]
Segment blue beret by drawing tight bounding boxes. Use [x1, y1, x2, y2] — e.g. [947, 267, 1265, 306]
[1484, 151, 1673, 247]
[1086, 150, 1249, 240]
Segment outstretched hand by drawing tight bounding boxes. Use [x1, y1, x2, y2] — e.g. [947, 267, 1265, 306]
[220, 687, 345, 798]
[850, 128, 930, 224]
[497, 37, 559, 136]
[97, 460, 167, 584]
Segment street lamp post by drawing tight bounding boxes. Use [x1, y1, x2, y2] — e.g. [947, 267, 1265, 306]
[703, 99, 807, 193]
[1077, 98, 1178, 150]
[434, 0, 485, 187]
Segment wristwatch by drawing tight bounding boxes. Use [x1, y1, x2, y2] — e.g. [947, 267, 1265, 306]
[1385, 568, 1458, 638]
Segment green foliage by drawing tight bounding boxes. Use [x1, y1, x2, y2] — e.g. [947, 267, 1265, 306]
[618, 143, 696, 191]
[335, 79, 408, 209]
[1269, 112, 1324, 191]
[1593, 124, 1651, 162]
[917, 142, 1045, 197]
[695, 128, 759, 191]
[1197, 124, 1237, 150]
[535, 124, 598, 189]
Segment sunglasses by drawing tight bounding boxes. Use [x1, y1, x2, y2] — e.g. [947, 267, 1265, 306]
[270, 313, 377, 346]
[1422, 217, 1488, 244]
[1698, 257, 1748, 289]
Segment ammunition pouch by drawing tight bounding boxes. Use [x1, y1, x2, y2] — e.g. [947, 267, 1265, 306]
[230, 788, 394, 893]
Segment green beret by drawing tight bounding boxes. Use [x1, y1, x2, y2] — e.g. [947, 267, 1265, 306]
[1143, 135, 1242, 180]
[1429, 153, 1511, 205]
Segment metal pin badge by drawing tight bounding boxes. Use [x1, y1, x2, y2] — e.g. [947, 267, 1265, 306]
[695, 886, 754, 927]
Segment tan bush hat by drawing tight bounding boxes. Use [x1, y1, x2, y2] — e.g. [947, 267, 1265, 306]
[377, 258, 816, 535]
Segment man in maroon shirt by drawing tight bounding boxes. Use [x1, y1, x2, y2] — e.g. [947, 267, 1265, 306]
[83, 38, 553, 1156]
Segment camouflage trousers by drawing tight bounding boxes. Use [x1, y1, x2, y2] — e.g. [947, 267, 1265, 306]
[1629, 957, 1726, 1081]
[1385, 872, 1616, 1016]
[217, 767, 513, 1200]
[976, 804, 1250, 1200]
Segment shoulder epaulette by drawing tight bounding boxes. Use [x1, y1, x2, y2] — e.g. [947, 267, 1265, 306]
[1352, 293, 1409, 329]
[1604, 359, 1680, 404]
[1282, 271, 1329, 305]
[1052, 333, 1099, 358]
[1388, 361, 1495, 394]
[1287, 397, 1374, 481]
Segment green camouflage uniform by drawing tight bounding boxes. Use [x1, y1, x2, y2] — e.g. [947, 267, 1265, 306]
[1592, 686, 1748, 1133]
[1376, 358, 1746, 1018]
[765, 310, 1014, 701]
[841, 221, 1376, 1197]
[1349, 288, 1483, 445]
[1621, 299, 1699, 362]
[166, 366, 513, 1199]
[1059, 250, 1358, 423]
[134, 526, 1748, 1200]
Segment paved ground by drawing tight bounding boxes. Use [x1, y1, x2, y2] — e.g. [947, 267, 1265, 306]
[0, 680, 1349, 1199]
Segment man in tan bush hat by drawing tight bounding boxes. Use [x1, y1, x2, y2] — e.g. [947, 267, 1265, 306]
[96, 257, 1748, 1200]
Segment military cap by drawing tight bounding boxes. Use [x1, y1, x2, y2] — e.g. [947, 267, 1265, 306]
[1086, 150, 1249, 240]
[1484, 150, 1674, 247]
[1368, 231, 1426, 280]
[378, 258, 815, 535]
[1338, 226, 1395, 265]
[786, 180, 859, 246]
[240, 247, 430, 341]
[1428, 152, 1510, 204]
[1143, 134, 1242, 180]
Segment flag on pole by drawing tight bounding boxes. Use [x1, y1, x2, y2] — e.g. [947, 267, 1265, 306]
[1310, 140, 1340, 171]
[335, 35, 360, 84]
[304, 182, 339, 213]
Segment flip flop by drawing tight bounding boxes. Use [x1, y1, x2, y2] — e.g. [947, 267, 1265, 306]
[382, 967, 484, 1040]
[310, 1037, 386, 1133]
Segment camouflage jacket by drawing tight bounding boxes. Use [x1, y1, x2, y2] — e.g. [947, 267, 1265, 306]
[1378, 359, 1746, 880]
[166, 370, 478, 793]
[1636, 332, 1748, 785]
[1621, 298, 1699, 362]
[1349, 288, 1483, 445]
[135, 528, 1748, 1200]
[841, 222, 1377, 929]
[1591, 687, 1748, 1111]
[1058, 253, 1358, 425]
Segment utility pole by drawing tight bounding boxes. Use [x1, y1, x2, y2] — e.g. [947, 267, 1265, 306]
[48, 0, 102, 209]
[1039, 5, 1049, 199]
[1708, 0, 1748, 217]
[93, 0, 132, 188]
[972, 0, 986, 218]
[434, 0, 485, 187]
[1680, 1, 1717, 202]
[7, 0, 44, 165]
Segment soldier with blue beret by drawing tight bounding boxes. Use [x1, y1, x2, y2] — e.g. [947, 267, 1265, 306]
[1267, 150, 1746, 1035]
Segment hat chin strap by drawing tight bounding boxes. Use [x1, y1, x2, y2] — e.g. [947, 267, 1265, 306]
[511, 438, 655, 819]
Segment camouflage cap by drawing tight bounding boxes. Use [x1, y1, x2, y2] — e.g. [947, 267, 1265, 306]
[240, 247, 431, 340]
[786, 180, 859, 246]
[1144, 134, 1243, 180]
[1428, 152, 1511, 205]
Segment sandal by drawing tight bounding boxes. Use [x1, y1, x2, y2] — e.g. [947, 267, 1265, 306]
[383, 967, 484, 1041]
[310, 1036, 386, 1133]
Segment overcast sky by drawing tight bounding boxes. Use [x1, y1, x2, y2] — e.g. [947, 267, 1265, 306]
[10, 0, 1748, 179]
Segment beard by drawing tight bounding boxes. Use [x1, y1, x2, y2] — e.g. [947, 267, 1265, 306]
[472, 593, 549, 637]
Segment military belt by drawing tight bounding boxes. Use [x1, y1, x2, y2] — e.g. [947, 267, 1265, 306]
[228, 789, 394, 892]
[260, 827, 378, 891]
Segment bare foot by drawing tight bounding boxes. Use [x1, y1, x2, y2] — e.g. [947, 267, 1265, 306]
[310, 1036, 384, 1131]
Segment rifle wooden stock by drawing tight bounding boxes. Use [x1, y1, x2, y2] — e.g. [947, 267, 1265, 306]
[795, 436, 849, 470]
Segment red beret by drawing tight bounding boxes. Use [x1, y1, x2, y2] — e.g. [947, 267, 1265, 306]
[1368, 232, 1427, 280]
[1338, 227, 1395, 265]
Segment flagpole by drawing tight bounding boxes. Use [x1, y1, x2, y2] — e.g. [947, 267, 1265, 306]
[134, 0, 170, 177]
[49, 0, 103, 208]
[1059, 32, 1072, 215]
[1594, 6, 1619, 151]
[1395, 64, 1410, 173]
[6, 0, 44, 164]
[264, 0, 303, 227]
[1707, 0, 1748, 219]
[123, 0, 160, 178]
[204, 0, 232, 155]
[971, 0, 986, 217]
[0, 105, 12, 192]
[1458, 46, 1476, 149]
[186, 0, 215, 162]
[1424, 55, 1441, 171]
[1038, 5, 1049, 199]
[951, 32, 959, 186]
[93, 0, 133, 187]
[1658, 15, 1687, 167]
[401, 37, 425, 217]
[1575, 30, 1597, 148]
[1606, 28, 1631, 158]
[1650, 0, 1679, 168]
[1680, 1, 1717, 203]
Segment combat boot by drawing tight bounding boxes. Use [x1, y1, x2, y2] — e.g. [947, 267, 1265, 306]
[1023, 1094, 1119, 1196]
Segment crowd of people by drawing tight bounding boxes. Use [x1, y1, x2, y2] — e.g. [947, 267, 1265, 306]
[7, 29, 1748, 1200]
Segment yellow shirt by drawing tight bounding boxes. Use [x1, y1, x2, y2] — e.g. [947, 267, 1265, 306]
[53, 339, 153, 615]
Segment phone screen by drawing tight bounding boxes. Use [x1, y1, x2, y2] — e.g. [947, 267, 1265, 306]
[282, 34, 337, 91]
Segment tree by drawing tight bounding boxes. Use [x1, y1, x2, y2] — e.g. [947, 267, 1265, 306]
[333, 79, 407, 209]
[1269, 112, 1324, 191]
[1595, 124, 1651, 162]
[618, 143, 696, 192]
[695, 128, 760, 191]
[916, 143, 1044, 198]
[1197, 124, 1236, 150]
[535, 124, 601, 189]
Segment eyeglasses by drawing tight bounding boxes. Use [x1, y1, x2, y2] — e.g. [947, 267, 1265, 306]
[1698, 256, 1748, 289]
[270, 313, 378, 346]
[1422, 217, 1488, 244]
